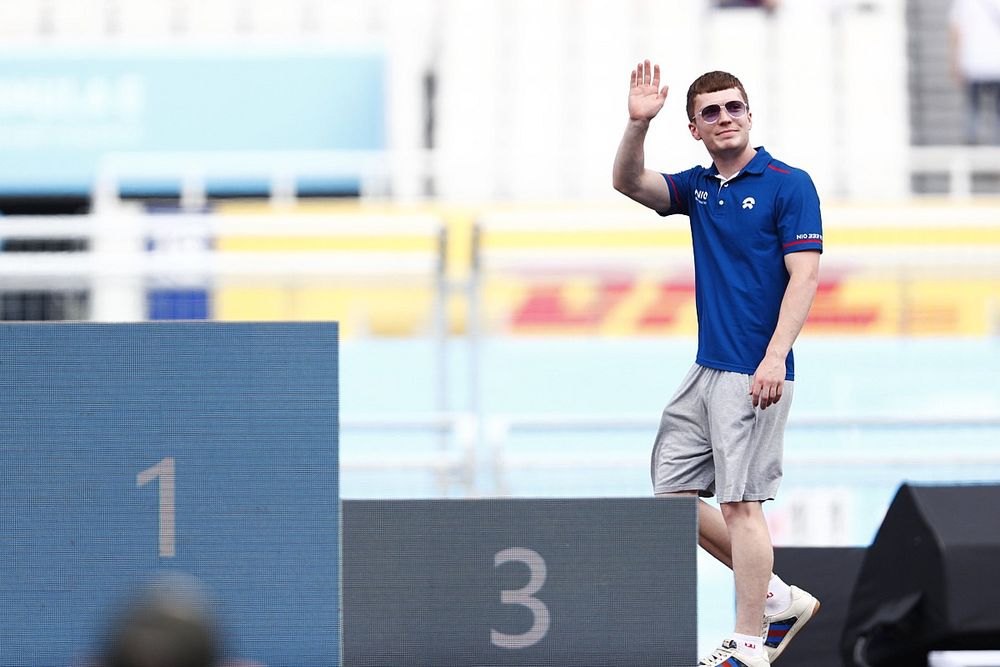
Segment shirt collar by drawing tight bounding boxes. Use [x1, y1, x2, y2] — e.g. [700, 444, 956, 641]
[707, 146, 772, 178]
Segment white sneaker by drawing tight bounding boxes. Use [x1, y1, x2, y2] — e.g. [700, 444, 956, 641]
[697, 639, 770, 666]
[762, 585, 821, 662]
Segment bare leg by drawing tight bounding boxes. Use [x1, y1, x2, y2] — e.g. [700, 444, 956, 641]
[696, 498, 733, 568]
[720, 500, 773, 636]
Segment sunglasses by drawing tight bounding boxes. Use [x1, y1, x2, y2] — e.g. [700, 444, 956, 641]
[694, 100, 748, 124]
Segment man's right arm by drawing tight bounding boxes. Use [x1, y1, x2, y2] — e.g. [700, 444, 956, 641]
[612, 60, 673, 213]
[612, 118, 673, 212]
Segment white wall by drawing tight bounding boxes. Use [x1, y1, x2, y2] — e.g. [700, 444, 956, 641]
[425, 0, 911, 201]
[0, 0, 912, 201]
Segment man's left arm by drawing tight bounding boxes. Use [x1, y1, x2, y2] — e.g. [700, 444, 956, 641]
[750, 250, 820, 409]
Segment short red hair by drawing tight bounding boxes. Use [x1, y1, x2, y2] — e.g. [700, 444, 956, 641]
[686, 71, 749, 121]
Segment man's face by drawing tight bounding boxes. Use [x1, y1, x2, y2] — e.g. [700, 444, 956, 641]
[688, 88, 752, 155]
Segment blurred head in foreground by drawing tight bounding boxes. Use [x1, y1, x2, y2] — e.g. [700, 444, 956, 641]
[100, 573, 219, 667]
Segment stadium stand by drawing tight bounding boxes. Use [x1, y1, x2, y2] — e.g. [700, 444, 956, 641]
[1, 2, 999, 660]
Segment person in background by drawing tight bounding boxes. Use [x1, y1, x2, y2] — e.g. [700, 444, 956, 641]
[97, 574, 220, 667]
[949, 0, 1000, 145]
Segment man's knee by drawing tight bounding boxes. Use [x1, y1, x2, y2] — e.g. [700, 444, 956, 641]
[719, 499, 764, 523]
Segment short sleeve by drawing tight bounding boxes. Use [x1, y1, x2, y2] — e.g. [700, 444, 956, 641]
[657, 167, 700, 217]
[776, 170, 823, 254]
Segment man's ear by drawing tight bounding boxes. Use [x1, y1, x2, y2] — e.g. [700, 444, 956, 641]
[688, 122, 701, 141]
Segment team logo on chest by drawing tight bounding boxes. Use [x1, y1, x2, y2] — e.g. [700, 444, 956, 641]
[742, 196, 756, 210]
[694, 188, 709, 204]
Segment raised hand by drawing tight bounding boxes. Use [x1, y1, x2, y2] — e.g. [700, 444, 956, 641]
[628, 60, 669, 122]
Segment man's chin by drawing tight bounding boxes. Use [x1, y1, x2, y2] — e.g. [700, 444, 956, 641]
[710, 139, 748, 155]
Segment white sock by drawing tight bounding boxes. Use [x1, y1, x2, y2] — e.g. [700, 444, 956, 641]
[766, 573, 792, 615]
[731, 632, 764, 657]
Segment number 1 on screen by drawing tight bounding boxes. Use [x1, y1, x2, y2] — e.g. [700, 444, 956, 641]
[137, 457, 176, 558]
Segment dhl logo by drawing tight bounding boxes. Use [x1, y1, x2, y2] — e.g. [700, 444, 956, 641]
[510, 279, 694, 332]
[496, 275, 995, 336]
[208, 201, 1000, 338]
[218, 274, 998, 337]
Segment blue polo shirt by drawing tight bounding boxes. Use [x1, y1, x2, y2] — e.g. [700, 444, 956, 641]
[659, 147, 823, 380]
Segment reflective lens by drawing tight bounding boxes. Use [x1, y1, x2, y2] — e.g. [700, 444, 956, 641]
[697, 100, 748, 124]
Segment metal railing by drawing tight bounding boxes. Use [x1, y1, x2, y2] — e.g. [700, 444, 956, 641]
[910, 146, 1000, 198]
[92, 150, 406, 210]
[336, 411, 1000, 501]
[341, 413, 478, 496]
[486, 412, 1000, 496]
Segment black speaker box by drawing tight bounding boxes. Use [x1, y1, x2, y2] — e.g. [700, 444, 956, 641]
[841, 483, 1000, 666]
[772, 547, 866, 667]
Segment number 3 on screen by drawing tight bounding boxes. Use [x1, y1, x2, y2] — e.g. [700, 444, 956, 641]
[491, 547, 550, 649]
[137, 457, 176, 558]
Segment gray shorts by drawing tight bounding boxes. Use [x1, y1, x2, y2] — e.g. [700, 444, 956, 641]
[650, 364, 793, 503]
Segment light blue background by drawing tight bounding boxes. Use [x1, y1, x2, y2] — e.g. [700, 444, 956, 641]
[340, 336, 1000, 535]
[339, 335, 1000, 655]
[0, 47, 385, 194]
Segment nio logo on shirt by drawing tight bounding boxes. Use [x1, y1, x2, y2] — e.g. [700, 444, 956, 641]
[742, 196, 756, 210]
[694, 189, 709, 204]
